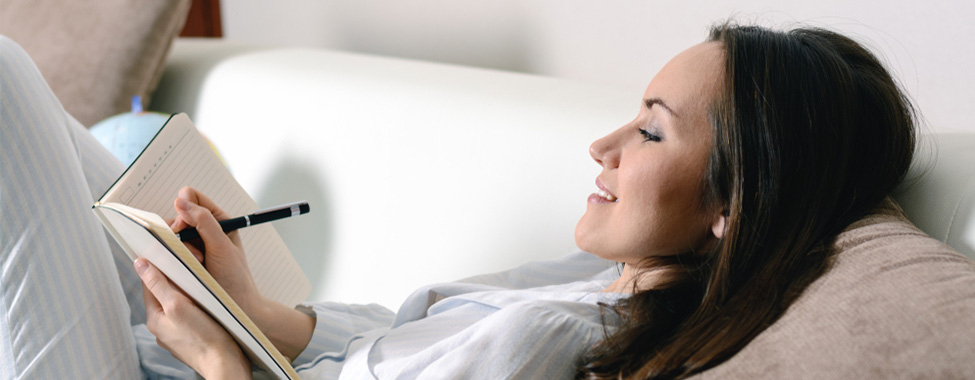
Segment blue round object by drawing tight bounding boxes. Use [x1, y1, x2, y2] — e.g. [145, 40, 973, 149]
[90, 111, 170, 167]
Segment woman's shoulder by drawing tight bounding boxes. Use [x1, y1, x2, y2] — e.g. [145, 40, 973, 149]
[472, 291, 625, 354]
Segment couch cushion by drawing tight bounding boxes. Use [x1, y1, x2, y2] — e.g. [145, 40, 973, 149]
[0, 0, 190, 127]
[692, 200, 975, 379]
[894, 132, 975, 261]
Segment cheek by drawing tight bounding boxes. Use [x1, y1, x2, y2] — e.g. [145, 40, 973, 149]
[575, 147, 715, 261]
[619, 165, 712, 254]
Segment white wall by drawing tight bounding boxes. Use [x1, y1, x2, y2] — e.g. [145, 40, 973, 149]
[221, 1, 975, 133]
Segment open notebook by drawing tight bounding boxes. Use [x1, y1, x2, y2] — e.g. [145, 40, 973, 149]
[92, 113, 309, 379]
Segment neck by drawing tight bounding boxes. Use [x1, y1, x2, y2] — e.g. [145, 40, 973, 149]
[602, 264, 668, 293]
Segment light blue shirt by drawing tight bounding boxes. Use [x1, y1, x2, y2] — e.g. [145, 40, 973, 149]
[294, 251, 625, 379]
[134, 252, 623, 379]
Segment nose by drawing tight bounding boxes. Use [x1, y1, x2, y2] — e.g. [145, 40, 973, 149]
[589, 130, 621, 169]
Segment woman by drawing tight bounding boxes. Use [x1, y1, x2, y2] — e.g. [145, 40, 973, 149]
[0, 22, 915, 379]
[579, 24, 917, 378]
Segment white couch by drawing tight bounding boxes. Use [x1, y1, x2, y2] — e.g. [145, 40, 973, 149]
[150, 38, 975, 313]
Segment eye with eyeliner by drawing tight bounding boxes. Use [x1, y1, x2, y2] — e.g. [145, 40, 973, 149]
[639, 127, 662, 142]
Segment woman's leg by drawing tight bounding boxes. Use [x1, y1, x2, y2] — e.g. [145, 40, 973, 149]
[0, 36, 141, 378]
[62, 67, 146, 329]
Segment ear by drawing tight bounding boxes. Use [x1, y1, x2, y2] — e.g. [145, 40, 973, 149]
[711, 211, 728, 239]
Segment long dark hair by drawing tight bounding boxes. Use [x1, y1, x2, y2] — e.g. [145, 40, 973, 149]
[580, 23, 917, 379]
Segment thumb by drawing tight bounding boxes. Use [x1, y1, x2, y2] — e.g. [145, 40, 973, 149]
[136, 259, 163, 317]
[136, 258, 183, 312]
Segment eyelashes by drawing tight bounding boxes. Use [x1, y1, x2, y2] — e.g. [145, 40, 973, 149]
[639, 128, 662, 142]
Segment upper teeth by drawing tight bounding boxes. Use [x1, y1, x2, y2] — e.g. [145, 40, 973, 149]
[598, 189, 617, 202]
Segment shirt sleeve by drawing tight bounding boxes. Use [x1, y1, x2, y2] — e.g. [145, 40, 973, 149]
[291, 302, 395, 367]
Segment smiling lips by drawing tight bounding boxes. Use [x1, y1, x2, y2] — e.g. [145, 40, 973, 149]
[591, 179, 618, 203]
[596, 189, 617, 202]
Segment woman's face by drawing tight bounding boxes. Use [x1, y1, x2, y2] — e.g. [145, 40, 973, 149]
[575, 42, 725, 267]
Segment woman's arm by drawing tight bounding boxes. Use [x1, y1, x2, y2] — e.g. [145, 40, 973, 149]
[164, 187, 316, 358]
[247, 295, 317, 359]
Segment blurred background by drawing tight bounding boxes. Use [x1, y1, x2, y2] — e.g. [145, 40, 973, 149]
[215, 0, 975, 133]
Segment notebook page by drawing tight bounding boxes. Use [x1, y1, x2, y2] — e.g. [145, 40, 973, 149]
[101, 113, 310, 306]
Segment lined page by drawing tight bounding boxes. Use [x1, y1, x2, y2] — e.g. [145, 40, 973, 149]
[101, 113, 310, 306]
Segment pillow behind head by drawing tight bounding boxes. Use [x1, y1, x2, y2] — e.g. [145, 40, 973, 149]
[689, 200, 975, 379]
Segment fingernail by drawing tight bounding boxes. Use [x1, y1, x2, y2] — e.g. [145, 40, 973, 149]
[175, 197, 191, 211]
[134, 259, 149, 275]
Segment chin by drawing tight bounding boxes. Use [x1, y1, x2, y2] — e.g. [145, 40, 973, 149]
[574, 213, 613, 255]
[574, 225, 609, 259]
[573, 219, 594, 252]
[575, 214, 628, 261]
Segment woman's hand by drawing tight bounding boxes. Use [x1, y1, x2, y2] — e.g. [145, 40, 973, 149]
[137, 258, 253, 379]
[169, 187, 316, 359]
[169, 187, 266, 319]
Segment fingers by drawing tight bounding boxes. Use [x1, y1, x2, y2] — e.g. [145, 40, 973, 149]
[134, 258, 252, 377]
[174, 196, 238, 251]
[177, 186, 231, 220]
[136, 258, 184, 322]
[186, 244, 205, 263]
[137, 259, 164, 317]
[169, 186, 225, 233]
[172, 187, 242, 249]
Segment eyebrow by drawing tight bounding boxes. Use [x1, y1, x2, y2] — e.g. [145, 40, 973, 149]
[644, 98, 677, 118]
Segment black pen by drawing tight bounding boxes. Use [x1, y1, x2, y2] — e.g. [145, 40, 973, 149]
[177, 201, 310, 241]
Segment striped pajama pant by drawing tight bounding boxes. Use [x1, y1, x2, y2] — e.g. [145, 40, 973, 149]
[0, 36, 191, 379]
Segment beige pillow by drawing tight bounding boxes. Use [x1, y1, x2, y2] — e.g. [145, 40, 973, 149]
[691, 200, 975, 379]
[0, 0, 190, 127]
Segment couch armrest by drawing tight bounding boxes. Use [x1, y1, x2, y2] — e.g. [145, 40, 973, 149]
[151, 39, 636, 309]
[893, 132, 975, 259]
